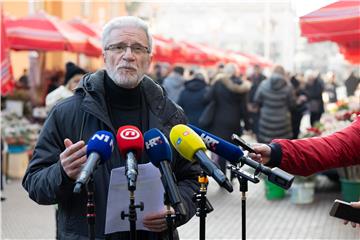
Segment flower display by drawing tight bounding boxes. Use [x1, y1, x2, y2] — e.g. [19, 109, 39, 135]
[1, 112, 41, 147]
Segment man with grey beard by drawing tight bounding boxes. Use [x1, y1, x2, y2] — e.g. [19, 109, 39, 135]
[22, 16, 201, 240]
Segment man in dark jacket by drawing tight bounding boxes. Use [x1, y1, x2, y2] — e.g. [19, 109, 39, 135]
[22, 16, 201, 240]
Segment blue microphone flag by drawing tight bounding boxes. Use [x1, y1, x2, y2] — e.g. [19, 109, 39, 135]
[144, 128, 172, 167]
[86, 130, 114, 163]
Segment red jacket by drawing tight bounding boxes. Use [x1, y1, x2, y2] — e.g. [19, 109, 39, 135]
[271, 116, 360, 176]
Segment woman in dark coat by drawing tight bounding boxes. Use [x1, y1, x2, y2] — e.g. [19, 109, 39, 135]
[178, 72, 209, 126]
[204, 64, 251, 174]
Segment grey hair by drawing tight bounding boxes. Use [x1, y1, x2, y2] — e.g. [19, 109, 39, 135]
[223, 63, 237, 76]
[101, 16, 153, 53]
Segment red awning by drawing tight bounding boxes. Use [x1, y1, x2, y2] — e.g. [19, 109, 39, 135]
[1, 8, 15, 95]
[300, 0, 360, 43]
[177, 40, 221, 66]
[5, 11, 101, 57]
[300, 0, 360, 64]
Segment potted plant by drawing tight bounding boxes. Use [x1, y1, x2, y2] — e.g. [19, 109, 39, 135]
[338, 167, 360, 202]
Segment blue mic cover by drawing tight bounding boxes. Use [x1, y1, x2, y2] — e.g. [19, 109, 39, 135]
[86, 130, 114, 163]
[189, 124, 244, 165]
[144, 128, 173, 167]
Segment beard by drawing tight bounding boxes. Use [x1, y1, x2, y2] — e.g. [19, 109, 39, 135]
[106, 63, 144, 89]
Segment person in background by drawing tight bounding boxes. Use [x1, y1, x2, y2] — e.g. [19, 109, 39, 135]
[247, 64, 266, 136]
[344, 70, 360, 97]
[162, 66, 185, 103]
[177, 68, 209, 126]
[254, 65, 295, 143]
[250, 115, 360, 228]
[305, 70, 325, 126]
[45, 62, 86, 112]
[23, 16, 200, 240]
[46, 70, 63, 95]
[290, 73, 308, 139]
[204, 63, 251, 176]
[18, 68, 29, 89]
[151, 63, 166, 85]
[324, 71, 338, 103]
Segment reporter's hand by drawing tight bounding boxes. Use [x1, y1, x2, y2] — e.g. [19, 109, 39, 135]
[248, 143, 271, 165]
[60, 139, 87, 180]
[344, 201, 360, 228]
[143, 207, 175, 232]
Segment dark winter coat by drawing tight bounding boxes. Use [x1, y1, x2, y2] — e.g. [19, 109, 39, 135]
[22, 70, 201, 240]
[254, 73, 295, 143]
[177, 78, 208, 126]
[205, 74, 251, 142]
[305, 77, 325, 114]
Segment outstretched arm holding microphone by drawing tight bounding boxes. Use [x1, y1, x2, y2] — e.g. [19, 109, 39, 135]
[250, 116, 360, 228]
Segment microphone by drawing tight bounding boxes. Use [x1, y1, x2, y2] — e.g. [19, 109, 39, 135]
[144, 128, 187, 216]
[189, 124, 294, 190]
[116, 125, 144, 191]
[169, 124, 233, 192]
[73, 130, 114, 193]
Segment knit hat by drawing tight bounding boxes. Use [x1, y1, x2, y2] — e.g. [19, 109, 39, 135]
[64, 62, 86, 86]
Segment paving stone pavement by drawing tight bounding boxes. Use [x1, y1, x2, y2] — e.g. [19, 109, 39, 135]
[1, 176, 359, 240]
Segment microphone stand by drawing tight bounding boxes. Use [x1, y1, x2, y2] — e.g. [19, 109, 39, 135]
[193, 171, 214, 240]
[86, 176, 96, 240]
[228, 160, 260, 240]
[163, 193, 177, 240]
[121, 190, 144, 240]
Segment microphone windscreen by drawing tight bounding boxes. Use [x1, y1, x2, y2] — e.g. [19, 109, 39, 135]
[116, 125, 144, 159]
[144, 128, 172, 168]
[87, 130, 114, 163]
[189, 124, 243, 164]
[169, 124, 206, 161]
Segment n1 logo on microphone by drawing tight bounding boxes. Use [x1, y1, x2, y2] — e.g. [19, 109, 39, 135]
[91, 133, 114, 150]
[120, 128, 141, 140]
[200, 133, 219, 151]
[145, 136, 163, 149]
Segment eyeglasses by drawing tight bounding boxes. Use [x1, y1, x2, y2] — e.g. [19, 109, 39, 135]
[104, 43, 150, 55]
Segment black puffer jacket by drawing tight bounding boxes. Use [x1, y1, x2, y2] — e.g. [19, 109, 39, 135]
[22, 70, 201, 240]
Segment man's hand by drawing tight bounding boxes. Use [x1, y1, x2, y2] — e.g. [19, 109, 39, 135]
[344, 201, 360, 228]
[248, 143, 271, 165]
[143, 207, 175, 232]
[60, 139, 87, 180]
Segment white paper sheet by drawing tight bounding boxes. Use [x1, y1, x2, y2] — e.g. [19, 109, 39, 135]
[105, 163, 165, 234]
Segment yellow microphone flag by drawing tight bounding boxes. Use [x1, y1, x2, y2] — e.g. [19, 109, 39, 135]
[169, 124, 206, 161]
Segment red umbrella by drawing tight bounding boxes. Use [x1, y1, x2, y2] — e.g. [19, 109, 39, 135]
[5, 11, 101, 57]
[68, 17, 101, 39]
[67, 17, 102, 57]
